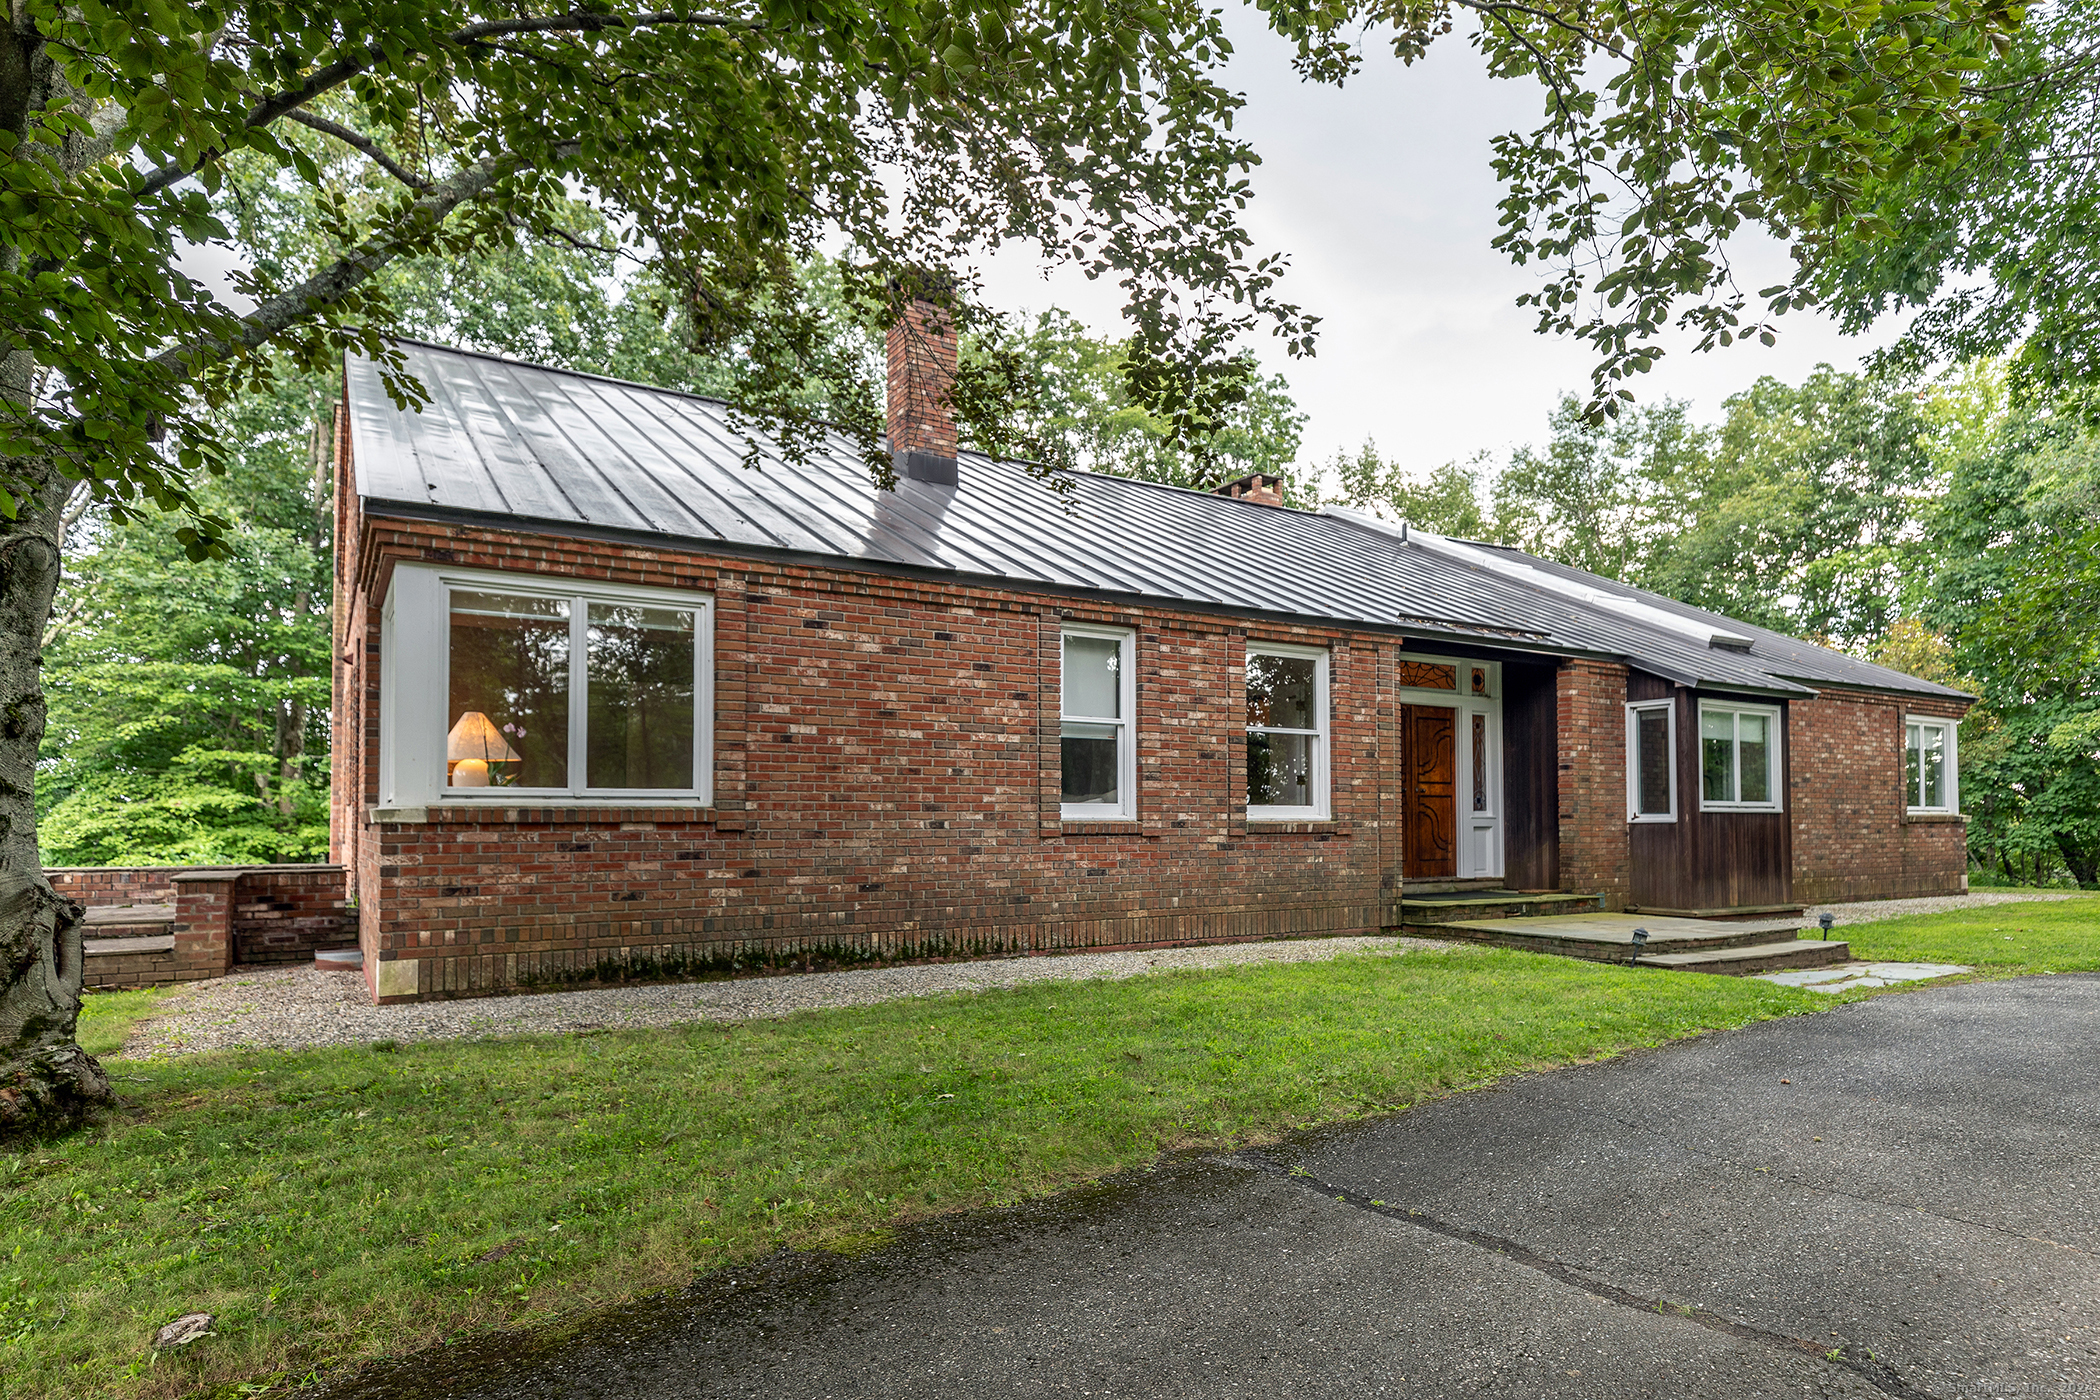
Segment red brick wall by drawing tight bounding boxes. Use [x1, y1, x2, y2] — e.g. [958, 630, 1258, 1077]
[338, 508, 1410, 1001]
[1554, 659, 1632, 909]
[49, 867, 179, 908]
[60, 864, 353, 970]
[1790, 689, 1970, 903]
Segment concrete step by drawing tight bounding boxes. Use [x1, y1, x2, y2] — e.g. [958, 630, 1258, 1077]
[1414, 911, 1818, 964]
[1636, 939, 1852, 976]
[82, 903, 175, 940]
[1397, 891, 1606, 929]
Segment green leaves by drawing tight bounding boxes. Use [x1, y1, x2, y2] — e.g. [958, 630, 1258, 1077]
[3, 0, 1308, 531]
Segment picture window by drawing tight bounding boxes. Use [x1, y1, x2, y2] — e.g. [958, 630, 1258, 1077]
[1698, 701, 1782, 812]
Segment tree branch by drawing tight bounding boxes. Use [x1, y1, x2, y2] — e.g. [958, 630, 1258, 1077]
[282, 109, 430, 189]
[132, 11, 751, 200]
[152, 145, 576, 383]
[1452, 0, 1629, 61]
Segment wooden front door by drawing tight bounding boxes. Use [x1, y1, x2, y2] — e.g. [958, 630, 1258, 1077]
[1404, 704, 1457, 878]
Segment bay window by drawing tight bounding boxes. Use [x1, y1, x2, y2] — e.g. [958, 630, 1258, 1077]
[1060, 626, 1134, 819]
[1698, 701, 1782, 812]
[383, 566, 713, 805]
[1905, 716, 1958, 813]
[1246, 644, 1329, 818]
[1625, 700, 1676, 822]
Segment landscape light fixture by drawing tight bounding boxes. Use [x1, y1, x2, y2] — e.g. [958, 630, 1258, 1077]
[1819, 911, 1835, 936]
[1628, 927, 1649, 966]
[447, 711, 521, 786]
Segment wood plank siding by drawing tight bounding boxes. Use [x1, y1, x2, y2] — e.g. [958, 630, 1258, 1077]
[1627, 670, 1794, 912]
[1501, 661, 1561, 890]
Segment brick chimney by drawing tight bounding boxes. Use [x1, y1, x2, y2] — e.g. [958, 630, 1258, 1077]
[886, 288, 958, 487]
[1213, 470, 1285, 507]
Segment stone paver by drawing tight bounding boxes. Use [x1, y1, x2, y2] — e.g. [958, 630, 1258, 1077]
[1758, 960, 1974, 992]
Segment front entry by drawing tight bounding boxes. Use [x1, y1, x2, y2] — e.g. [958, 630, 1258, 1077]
[1403, 704, 1457, 878]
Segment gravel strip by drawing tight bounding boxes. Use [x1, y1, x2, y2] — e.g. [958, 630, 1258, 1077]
[125, 935, 1456, 1057]
[1806, 891, 2084, 925]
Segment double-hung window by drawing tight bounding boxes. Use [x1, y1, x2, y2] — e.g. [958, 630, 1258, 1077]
[1245, 645, 1329, 818]
[1060, 626, 1135, 819]
[1625, 700, 1676, 822]
[1698, 701, 1782, 811]
[1905, 716, 1958, 813]
[382, 566, 714, 805]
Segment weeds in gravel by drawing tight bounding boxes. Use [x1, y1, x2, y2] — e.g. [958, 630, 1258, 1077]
[7, 948, 1818, 1400]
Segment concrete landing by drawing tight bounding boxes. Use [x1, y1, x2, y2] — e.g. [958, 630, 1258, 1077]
[1429, 911, 1852, 975]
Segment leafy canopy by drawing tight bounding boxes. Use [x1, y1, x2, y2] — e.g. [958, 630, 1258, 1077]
[3, 0, 1309, 552]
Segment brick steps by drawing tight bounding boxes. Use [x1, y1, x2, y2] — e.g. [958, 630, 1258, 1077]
[1409, 909, 1849, 977]
[1395, 890, 1605, 932]
[1636, 939, 1852, 975]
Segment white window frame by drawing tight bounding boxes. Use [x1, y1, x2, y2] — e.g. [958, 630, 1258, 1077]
[1904, 715, 1959, 814]
[1245, 642, 1330, 821]
[1697, 700, 1784, 813]
[1059, 624, 1137, 821]
[1624, 699, 1678, 824]
[381, 564, 715, 807]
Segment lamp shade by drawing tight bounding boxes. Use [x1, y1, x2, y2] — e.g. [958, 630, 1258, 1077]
[447, 711, 521, 764]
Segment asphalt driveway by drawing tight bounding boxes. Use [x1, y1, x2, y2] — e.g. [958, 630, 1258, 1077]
[331, 975, 2100, 1400]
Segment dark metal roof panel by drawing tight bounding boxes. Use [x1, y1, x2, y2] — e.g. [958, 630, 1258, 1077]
[345, 342, 1967, 703]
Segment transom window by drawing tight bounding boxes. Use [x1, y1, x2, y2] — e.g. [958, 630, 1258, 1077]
[1060, 626, 1135, 819]
[1245, 645, 1329, 819]
[1625, 700, 1677, 822]
[1699, 701, 1782, 811]
[1905, 716, 1958, 813]
[382, 566, 714, 805]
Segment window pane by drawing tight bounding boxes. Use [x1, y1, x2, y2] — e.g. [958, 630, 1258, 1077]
[1701, 710, 1735, 803]
[1061, 721, 1120, 806]
[1738, 712, 1771, 804]
[1906, 724, 1923, 806]
[1247, 653, 1317, 730]
[1062, 635, 1121, 720]
[586, 603, 696, 789]
[448, 592, 570, 788]
[1247, 730, 1314, 808]
[1472, 714, 1488, 812]
[1919, 724, 1945, 808]
[1636, 709, 1672, 815]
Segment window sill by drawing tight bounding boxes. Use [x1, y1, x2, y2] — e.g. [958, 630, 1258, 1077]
[1246, 818, 1349, 836]
[1698, 804, 1784, 814]
[1904, 810, 1967, 824]
[371, 803, 720, 826]
[1627, 814, 1679, 825]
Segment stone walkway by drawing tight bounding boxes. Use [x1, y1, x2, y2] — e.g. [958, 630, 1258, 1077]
[125, 935, 1455, 1057]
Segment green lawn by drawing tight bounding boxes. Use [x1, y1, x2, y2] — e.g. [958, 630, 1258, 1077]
[76, 988, 176, 1060]
[1837, 892, 2100, 975]
[9, 896, 2095, 1400]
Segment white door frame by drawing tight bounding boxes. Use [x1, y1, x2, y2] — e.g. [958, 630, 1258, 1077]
[1394, 655, 1504, 880]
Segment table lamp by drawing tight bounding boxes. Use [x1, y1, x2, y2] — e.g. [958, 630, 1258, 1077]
[447, 711, 521, 786]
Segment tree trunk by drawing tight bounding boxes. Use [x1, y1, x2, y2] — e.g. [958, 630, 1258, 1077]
[0, 476, 107, 1131]
[2057, 834, 2099, 892]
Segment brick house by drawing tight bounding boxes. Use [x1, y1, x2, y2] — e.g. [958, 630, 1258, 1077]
[330, 307, 1971, 1003]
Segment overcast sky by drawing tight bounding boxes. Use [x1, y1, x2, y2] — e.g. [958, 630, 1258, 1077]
[978, 12, 1905, 483]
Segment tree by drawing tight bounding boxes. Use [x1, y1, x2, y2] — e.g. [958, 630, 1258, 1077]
[1492, 395, 1703, 582]
[989, 309, 1304, 491]
[0, 0, 2030, 1130]
[1316, 441, 1500, 538]
[1914, 375, 2100, 888]
[38, 369, 334, 867]
[1815, 0, 2100, 397]
[0, 0, 1309, 1129]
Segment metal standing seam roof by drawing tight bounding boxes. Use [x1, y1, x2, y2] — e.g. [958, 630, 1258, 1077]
[344, 341, 1969, 703]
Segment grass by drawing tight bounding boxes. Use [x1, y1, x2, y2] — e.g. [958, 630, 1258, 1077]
[6, 947, 1822, 1400]
[10, 894, 2094, 1400]
[76, 988, 176, 1060]
[1837, 891, 2100, 976]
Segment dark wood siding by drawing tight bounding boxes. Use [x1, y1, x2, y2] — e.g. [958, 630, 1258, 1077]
[1501, 661, 1560, 890]
[1629, 672, 1795, 911]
